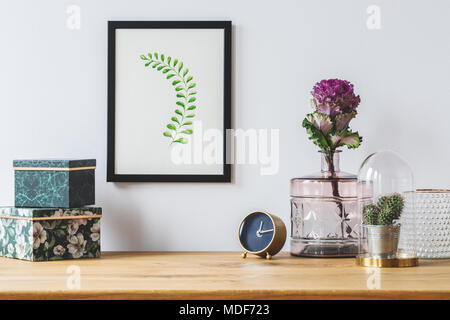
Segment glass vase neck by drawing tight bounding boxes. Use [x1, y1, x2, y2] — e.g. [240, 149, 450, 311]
[320, 150, 341, 174]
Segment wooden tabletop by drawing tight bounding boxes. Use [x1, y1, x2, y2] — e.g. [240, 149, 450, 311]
[0, 251, 449, 299]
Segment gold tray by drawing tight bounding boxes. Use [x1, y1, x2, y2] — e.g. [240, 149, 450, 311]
[356, 254, 419, 268]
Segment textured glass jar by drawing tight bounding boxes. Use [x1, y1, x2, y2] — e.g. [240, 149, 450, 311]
[414, 189, 450, 259]
[290, 151, 370, 257]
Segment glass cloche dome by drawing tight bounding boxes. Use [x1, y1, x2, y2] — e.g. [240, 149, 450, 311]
[356, 150, 418, 267]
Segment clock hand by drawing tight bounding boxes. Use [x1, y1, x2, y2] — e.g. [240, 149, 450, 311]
[256, 221, 263, 236]
[259, 229, 274, 234]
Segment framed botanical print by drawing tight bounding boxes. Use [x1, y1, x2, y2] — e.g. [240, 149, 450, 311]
[107, 21, 231, 182]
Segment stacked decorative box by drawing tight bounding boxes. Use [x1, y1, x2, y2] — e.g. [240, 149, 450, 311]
[0, 159, 102, 261]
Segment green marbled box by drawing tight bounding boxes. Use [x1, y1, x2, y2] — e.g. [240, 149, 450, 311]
[14, 159, 95, 208]
[0, 207, 101, 261]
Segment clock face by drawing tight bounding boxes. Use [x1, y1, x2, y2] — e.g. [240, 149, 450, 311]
[239, 212, 275, 253]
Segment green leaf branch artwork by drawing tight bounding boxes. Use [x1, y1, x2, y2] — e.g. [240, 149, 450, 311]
[140, 52, 197, 145]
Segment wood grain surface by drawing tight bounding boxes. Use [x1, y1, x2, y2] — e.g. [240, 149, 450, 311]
[0, 251, 449, 300]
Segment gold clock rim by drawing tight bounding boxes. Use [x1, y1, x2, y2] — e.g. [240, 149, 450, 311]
[238, 211, 277, 255]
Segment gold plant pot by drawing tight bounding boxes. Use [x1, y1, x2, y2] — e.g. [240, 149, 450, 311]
[366, 225, 400, 259]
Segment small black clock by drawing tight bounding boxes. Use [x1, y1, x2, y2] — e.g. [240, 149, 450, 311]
[238, 211, 286, 259]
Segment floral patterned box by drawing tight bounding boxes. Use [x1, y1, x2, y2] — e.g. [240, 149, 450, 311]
[14, 159, 96, 208]
[0, 207, 101, 261]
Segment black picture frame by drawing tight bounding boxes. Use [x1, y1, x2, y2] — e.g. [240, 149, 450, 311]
[107, 21, 232, 182]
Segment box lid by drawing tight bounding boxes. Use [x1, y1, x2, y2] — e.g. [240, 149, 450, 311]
[0, 207, 102, 219]
[13, 159, 96, 169]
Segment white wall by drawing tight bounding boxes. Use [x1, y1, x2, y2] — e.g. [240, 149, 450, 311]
[0, 0, 449, 251]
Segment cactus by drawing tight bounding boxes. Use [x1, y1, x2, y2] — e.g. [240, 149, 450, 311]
[364, 193, 405, 226]
[384, 193, 404, 220]
[363, 204, 379, 225]
[378, 208, 397, 225]
[376, 195, 389, 211]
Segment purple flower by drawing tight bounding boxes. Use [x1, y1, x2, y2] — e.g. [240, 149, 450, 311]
[302, 78, 362, 151]
[311, 79, 360, 119]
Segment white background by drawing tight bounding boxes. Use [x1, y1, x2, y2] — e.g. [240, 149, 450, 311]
[0, 0, 449, 251]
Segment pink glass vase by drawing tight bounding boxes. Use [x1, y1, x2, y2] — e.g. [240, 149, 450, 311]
[290, 150, 363, 257]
